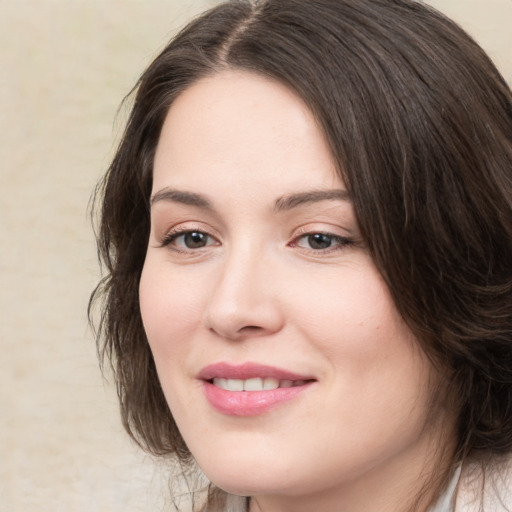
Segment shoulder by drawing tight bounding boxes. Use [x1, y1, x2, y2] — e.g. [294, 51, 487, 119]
[455, 454, 512, 511]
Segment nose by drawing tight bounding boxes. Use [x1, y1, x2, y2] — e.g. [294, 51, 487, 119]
[203, 247, 284, 341]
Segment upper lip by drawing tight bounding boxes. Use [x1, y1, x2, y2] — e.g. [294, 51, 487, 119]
[198, 362, 315, 381]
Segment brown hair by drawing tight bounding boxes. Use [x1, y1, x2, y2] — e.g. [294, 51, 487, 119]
[90, 0, 512, 506]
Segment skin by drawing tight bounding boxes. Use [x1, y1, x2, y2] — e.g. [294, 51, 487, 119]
[139, 70, 455, 512]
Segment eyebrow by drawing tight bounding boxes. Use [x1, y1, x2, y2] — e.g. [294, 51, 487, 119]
[150, 187, 350, 211]
[274, 189, 350, 211]
[150, 188, 213, 209]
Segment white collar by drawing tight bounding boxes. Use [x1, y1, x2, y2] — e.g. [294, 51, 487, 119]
[427, 465, 462, 512]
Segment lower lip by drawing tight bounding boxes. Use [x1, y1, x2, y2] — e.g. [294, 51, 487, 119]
[202, 381, 313, 416]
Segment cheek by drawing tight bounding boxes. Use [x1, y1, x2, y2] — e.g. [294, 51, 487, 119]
[290, 260, 402, 357]
[290, 261, 429, 411]
[139, 260, 205, 361]
[138, 261, 210, 422]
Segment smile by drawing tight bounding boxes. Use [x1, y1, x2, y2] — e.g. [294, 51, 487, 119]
[199, 363, 316, 416]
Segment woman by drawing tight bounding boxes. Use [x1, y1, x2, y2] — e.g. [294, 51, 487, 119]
[90, 0, 512, 510]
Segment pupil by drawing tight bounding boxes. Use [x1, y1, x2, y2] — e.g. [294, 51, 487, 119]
[309, 233, 331, 249]
[185, 232, 207, 248]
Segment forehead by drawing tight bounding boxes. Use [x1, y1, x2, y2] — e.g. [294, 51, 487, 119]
[152, 70, 341, 196]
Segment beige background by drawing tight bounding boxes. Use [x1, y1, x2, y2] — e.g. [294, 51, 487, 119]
[1, 1, 510, 511]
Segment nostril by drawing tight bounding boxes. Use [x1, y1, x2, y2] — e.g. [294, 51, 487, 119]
[238, 325, 264, 335]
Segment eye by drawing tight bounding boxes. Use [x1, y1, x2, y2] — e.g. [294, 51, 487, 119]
[162, 229, 218, 251]
[292, 232, 353, 252]
[301, 233, 335, 250]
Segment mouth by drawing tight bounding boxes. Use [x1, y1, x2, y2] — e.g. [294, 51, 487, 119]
[198, 362, 316, 416]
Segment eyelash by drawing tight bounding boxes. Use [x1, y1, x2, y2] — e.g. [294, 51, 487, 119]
[160, 227, 354, 255]
[290, 232, 354, 254]
[160, 227, 218, 252]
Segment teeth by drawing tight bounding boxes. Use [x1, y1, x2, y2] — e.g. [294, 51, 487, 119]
[244, 377, 264, 391]
[212, 377, 303, 391]
[262, 377, 279, 390]
[214, 378, 228, 389]
[227, 378, 244, 391]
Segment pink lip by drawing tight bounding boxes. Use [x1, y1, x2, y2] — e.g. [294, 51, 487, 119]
[198, 362, 316, 417]
[198, 362, 313, 381]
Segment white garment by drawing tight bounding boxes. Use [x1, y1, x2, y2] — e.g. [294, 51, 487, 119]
[427, 458, 512, 512]
[455, 458, 512, 512]
[428, 466, 462, 512]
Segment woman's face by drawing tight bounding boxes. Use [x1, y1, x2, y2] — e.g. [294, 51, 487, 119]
[140, 70, 451, 511]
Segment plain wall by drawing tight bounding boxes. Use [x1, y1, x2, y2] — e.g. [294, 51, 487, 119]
[1, 1, 510, 511]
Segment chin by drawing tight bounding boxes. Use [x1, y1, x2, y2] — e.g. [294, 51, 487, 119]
[198, 455, 298, 497]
